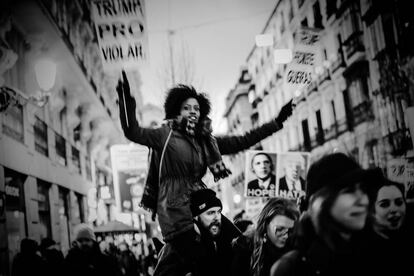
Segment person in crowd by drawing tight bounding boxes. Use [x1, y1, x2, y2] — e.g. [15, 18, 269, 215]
[277, 154, 306, 200]
[360, 178, 414, 275]
[234, 219, 254, 235]
[247, 152, 277, 197]
[117, 241, 139, 276]
[39, 237, 64, 276]
[65, 223, 120, 276]
[270, 152, 384, 276]
[154, 189, 241, 276]
[231, 198, 300, 276]
[116, 71, 293, 275]
[11, 238, 46, 276]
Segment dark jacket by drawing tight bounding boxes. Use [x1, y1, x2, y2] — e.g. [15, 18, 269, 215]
[231, 233, 254, 276]
[65, 244, 120, 276]
[154, 215, 241, 276]
[247, 174, 276, 190]
[270, 214, 369, 276]
[125, 119, 282, 241]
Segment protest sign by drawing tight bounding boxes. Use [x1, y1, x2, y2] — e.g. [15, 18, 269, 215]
[284, 27, 322, 94]
[91, 0, 148, 72]
[245, 150, 310, 203]
[110, 144, 149, 213]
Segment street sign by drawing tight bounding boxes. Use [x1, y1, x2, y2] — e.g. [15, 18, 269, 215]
[91, 0, 148, 72]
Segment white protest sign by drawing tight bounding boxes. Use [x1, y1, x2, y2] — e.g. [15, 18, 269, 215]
[110, 144, 149, 213]
[91, 0, 148, 72]
[284, 27, 322, 94]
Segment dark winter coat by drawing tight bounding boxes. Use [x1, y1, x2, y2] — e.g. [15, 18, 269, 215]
[64, 244, 120, 276]
[125, 119, 282, 241]
[154, 215, 241, 276]
[270, 215, 369, 276]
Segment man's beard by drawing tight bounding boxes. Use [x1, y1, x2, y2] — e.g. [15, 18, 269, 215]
[208, 220, 222, 237]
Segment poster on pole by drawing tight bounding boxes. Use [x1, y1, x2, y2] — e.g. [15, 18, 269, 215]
[245, 150, 310, 203]
[91, 0, 148, 72]
[110, 144, 149, 213]
[284, 27, 322, 95]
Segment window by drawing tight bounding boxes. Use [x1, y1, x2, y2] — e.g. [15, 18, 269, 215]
[301, 18, 308, 27]
[3, 103, 24, 142]
[85, 155, 92, 181]
[280, 11, 285, 34]
[326, 0, 337, 18]
[301, 119, 311, 150]
[55, 132, 67, 166]
[59, 107, 67, 137]
[75, 193, 85, 223]
[368, 17, 385, 58]
[73, 123, 81, 144]
[288, 2, 294, 22]
[315, 110, 324, 144]
[37, 180, 51, 239]
[72, 146, 81, 174]
[348, 77, 369, 108]
[34, 116, 49, 156]
[313, 1, 323, 28]
[298, 0, 305, 8]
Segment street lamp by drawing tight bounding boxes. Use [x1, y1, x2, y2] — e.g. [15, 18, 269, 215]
[33, 58, 56, 107]
[0, 58, 56, 112]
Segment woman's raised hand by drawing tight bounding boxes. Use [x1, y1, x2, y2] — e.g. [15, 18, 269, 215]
[116, 70, 136, 130]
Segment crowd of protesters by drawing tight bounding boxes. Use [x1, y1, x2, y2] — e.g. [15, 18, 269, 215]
[11, 225, 158, 276]
[11, 80, 413, 276]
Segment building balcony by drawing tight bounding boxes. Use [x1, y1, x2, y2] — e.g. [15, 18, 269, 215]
[331, 49, 346, 73]
[385, 128, 413, 156]
[317, 68, 331, 85]
[352, 100, 374, 126]
[344, 31, 365, 60]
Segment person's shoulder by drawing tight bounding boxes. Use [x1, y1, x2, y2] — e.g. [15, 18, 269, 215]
[247, 179, 259, 188]
[270, 250, 302, 276]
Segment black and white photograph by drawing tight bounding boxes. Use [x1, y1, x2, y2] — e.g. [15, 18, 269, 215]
[245, 150, 277, 198]
[275, 152, 310, 200]
[1, 0, 414, 275]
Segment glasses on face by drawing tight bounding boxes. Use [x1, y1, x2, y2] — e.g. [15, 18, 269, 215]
[275, 226, 294, 237]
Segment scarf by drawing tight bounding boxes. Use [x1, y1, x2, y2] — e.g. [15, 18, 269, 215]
[140, 117, 231, 218]
[170, 116, 232, 182]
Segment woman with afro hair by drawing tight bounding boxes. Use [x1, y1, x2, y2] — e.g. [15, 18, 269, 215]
[116, 71, 293, 275]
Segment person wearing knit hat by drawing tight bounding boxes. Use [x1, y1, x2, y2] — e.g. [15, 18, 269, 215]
[271, 153, 382, 276]
[65, 223, 121, 276]
[155, 189, 241, 276]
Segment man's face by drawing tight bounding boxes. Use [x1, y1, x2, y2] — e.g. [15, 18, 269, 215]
[197, 206, 222, 238]
[284, 160, 302, 182]
[77, 238, 94, 252]
[252, 154, 272, 180]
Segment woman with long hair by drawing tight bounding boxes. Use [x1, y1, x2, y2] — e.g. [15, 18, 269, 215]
[231, 198, 299, 276]
[116, 71, 293, 276]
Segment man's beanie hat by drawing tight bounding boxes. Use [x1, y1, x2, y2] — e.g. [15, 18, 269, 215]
[190, 189, 222, 217]
[306, 152, 384, 200]
[74, 223, 96, 241]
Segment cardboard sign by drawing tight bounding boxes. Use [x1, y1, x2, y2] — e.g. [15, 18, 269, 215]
[110, 144, 149, 213]
[284, 27, 322, 93]
[91, 0, 148, 72]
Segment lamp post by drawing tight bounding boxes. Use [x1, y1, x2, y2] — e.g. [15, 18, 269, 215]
[0, 58, 56, 112]
[33, 58, 56, 107]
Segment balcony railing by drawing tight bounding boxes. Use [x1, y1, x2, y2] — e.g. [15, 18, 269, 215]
[352, 100, 374, 126]
[344, 31, 365, 59]
[331, 48, 346, 73]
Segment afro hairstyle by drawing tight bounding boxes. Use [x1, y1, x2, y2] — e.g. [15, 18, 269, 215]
[163, 84, 211, 120]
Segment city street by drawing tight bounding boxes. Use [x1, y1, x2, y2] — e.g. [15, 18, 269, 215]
[1, 1, 413, 276]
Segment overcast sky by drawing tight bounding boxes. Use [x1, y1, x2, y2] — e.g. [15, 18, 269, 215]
[140, 0, 275, 133]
